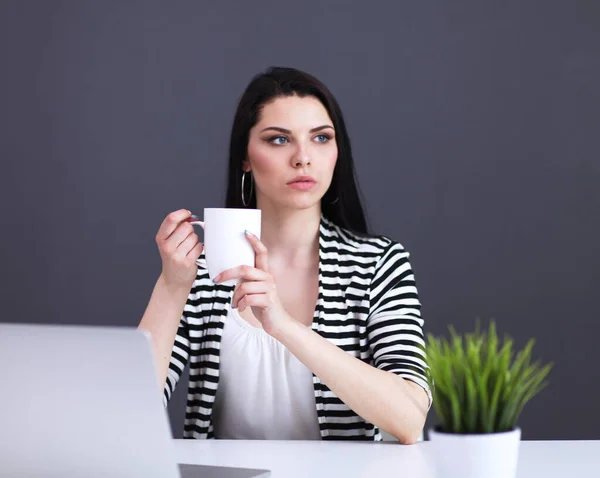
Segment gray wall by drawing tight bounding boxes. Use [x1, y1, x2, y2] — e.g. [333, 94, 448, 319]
[1, 1, 599, 440]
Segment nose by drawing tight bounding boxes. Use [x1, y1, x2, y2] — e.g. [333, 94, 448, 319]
[291, 144, 311, 168]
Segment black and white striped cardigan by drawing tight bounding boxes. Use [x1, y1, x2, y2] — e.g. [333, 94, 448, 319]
[163, 214, 431, 441]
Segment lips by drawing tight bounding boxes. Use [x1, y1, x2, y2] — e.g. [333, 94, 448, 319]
[287, 176, 317, 190]
[287, 176, 316, 185]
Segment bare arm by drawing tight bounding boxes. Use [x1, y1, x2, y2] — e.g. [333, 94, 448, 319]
[138, 274, 191, 391]
[138, 209, 203, 393]
[273, 319, 429, 444]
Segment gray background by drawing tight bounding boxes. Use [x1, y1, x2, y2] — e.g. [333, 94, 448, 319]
[1, 1, 598, 440]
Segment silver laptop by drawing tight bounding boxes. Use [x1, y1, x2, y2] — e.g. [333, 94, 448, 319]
[0, 323, 270, 478]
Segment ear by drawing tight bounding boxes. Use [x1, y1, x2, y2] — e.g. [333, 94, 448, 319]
[241, 159, 251, 173]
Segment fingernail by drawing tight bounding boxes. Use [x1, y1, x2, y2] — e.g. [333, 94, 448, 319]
[213, 274, 221, 283]
[244, 229, 248, 234]
[191, 214, 198, 219]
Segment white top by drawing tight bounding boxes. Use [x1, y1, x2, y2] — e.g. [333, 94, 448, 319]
[212, 307, 322, 440]
[173, 439, 600, 478]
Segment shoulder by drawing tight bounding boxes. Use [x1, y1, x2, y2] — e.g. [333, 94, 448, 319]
[320, 215, 409, 266]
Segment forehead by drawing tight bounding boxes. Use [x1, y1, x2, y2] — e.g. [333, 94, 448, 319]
[256, 95, 332, 128]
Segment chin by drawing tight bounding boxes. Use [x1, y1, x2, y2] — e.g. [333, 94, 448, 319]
[262, 189, 325, 211]
[283, 195, 321, 211]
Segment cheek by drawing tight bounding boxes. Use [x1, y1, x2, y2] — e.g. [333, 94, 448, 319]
[324, 143, 338, 173]
[247, 141, 281, 177]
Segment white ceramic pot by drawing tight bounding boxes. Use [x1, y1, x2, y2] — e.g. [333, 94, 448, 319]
[428, 427, 521, 478]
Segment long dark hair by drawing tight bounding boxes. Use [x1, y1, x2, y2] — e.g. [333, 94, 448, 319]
[225, 66, 369, 235]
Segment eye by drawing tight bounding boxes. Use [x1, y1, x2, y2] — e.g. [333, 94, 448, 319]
[268, 136, 288, 145]
[314, 134, 331, 143]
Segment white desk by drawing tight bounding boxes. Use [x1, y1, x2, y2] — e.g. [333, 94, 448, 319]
[174, 439, 600, 477]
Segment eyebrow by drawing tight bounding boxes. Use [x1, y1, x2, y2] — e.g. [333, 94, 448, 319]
[260, 125, 335, 134]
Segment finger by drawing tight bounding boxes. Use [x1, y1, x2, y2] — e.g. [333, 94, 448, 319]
[164, 222, 195, 252]
[174, 231, 199, 259]
[244, 231, 269, 272]
[186, 241, 204, 260]
[232, 282, 272, 308]
[237, 293, 266, 312]
[214, 265, 270, 284]
[156, 209, 192, 242]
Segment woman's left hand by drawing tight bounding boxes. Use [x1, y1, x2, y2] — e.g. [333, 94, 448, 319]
[214, 231, 293, 336]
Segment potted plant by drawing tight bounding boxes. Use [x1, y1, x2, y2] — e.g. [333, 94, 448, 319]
[425, 320, 552, 478]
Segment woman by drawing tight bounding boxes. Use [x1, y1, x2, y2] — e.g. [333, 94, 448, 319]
[138, 67, 431, 444]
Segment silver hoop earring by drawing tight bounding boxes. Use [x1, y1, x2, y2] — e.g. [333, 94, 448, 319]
[241, 171, 253, 207]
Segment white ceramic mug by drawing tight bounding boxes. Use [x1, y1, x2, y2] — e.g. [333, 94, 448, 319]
[190, 208, 261, 286]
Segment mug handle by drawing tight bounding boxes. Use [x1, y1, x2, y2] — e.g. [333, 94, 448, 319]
[189, 220, 205, 266]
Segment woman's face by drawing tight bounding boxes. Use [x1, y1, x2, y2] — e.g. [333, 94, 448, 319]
[245, 95, 338, 211]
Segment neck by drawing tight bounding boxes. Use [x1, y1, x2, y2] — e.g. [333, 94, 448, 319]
[257, 203, 321, 269]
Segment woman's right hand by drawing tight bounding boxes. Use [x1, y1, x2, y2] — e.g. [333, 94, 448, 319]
[155, 209, 204, 288]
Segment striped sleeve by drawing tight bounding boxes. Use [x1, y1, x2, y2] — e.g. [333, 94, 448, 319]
[162, 314, 190, 408]
[366, 242, 432, 408]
